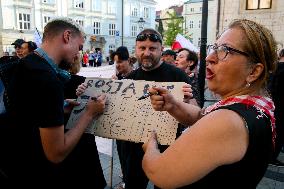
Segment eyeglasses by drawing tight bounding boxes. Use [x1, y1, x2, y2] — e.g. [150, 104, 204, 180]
[136, 33, 162, 44]
[207, 44, 249, 60]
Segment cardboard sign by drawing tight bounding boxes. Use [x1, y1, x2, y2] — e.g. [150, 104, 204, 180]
[66, 78, 185, 145]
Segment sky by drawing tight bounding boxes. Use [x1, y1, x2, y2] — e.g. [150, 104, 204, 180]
[155, 0, 186, 11]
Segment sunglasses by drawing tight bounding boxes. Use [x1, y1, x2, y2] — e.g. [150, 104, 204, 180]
[136, 33, 162, 44]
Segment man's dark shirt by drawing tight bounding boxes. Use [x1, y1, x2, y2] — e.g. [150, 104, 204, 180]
[122, 62, 198, 189]
[5, 53, 64, 181]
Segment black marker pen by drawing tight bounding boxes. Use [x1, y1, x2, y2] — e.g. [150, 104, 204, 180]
[138, 91, 158, 100]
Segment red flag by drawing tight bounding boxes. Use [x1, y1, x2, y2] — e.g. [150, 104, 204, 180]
[171, 41, 182, 50]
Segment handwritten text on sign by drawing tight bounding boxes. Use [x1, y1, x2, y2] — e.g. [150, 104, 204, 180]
[66, 78, 185, 145]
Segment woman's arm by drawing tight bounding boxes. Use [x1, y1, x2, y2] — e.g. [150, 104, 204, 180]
[150, 87, 202, 125]
[142, 109, 249, 188]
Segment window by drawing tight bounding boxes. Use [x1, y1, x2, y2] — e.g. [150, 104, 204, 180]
[200, 7, 202, 11]
[42, 0, 55, 3]
[94, 22, 101, 35]
[198, 20, 201, 28]
[246, 0, 271, 10]
[190, 8, 194, 12]
[189, 20, 194, 29]
[74, 0, 84, 8]
[75, 19, 84, 27]
[143, 7, 149, 18]
[198, 38, 201, 47]
[108, 3, 116, 14]
[18, 13, 31, 30]
[131, 25, 138, 37]
[131, 7, 138, 17]
[109, 44, 115, 51]
[93, 0, 101, 11]
[43, 15, 51, 26]
[109, 23, 116, 36]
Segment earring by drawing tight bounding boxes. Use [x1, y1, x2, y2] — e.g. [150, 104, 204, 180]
[246, 82, 251, 88]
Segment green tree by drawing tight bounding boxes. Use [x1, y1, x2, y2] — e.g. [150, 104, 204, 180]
[163, 11, 184, 47]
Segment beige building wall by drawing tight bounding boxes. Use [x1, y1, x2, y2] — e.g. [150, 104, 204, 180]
[219, 0, 284, 49]
[183, 0, 218, 49]
[159, 8, 176, 32]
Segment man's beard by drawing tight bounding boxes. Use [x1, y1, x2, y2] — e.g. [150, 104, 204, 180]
[139, 55, 160, 70]
[58, 59, 72, 71]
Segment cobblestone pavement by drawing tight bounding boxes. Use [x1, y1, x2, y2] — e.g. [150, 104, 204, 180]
[96, 137, 284, 189]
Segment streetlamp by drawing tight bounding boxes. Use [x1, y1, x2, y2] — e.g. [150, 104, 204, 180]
[137, 17, 145, 31]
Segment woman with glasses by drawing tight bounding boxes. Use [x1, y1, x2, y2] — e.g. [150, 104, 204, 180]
[142, 19, 277, 188]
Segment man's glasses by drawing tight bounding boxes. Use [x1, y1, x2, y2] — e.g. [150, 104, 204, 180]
[207, 44, 249, 60]
[136, 33, 162, 44]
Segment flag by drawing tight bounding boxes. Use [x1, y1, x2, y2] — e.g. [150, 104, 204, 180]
[171, 41, 182, 50]
[34, 28, 42, 47]
[172, 34, 199, 52]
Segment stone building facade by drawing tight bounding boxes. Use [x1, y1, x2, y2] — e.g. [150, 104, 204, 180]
[218, 0, 284, 49]
[0, 0, 157, 57]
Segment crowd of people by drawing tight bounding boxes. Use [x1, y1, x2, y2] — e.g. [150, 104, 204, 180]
[0, 16, 283, 189]
[82, 49, 103, 67]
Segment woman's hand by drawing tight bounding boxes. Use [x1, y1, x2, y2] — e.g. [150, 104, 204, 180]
[142, 131, 159, 153]
[111, 74, 118, 80]
[76, 83, 87, 96]
[149, 87, 177, 112]
[182, 84, 193, 103]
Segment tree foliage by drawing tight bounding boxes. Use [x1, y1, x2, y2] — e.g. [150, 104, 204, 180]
[163, 11, 193, 46]
[163, 11, 184, 47]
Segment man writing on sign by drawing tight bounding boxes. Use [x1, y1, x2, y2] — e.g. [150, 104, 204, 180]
[4, 18, 106, 187]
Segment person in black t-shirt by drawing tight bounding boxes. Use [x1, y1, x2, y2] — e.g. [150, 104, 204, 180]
[4, 18, 106, 187]
[120, 28, 198, 189]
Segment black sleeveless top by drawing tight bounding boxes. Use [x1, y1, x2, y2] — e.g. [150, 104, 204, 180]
[180, 103, 273, 189]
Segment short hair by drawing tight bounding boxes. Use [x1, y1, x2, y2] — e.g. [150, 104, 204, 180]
[162, 49, 176, 58]
[42, 17, 84, 42]
[111, 46, 129, 61]
[25, 41, 37, 52]
[228, 19, 277, 89]
[177, 48, 198, 71]
[137, 28, 163, 45]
